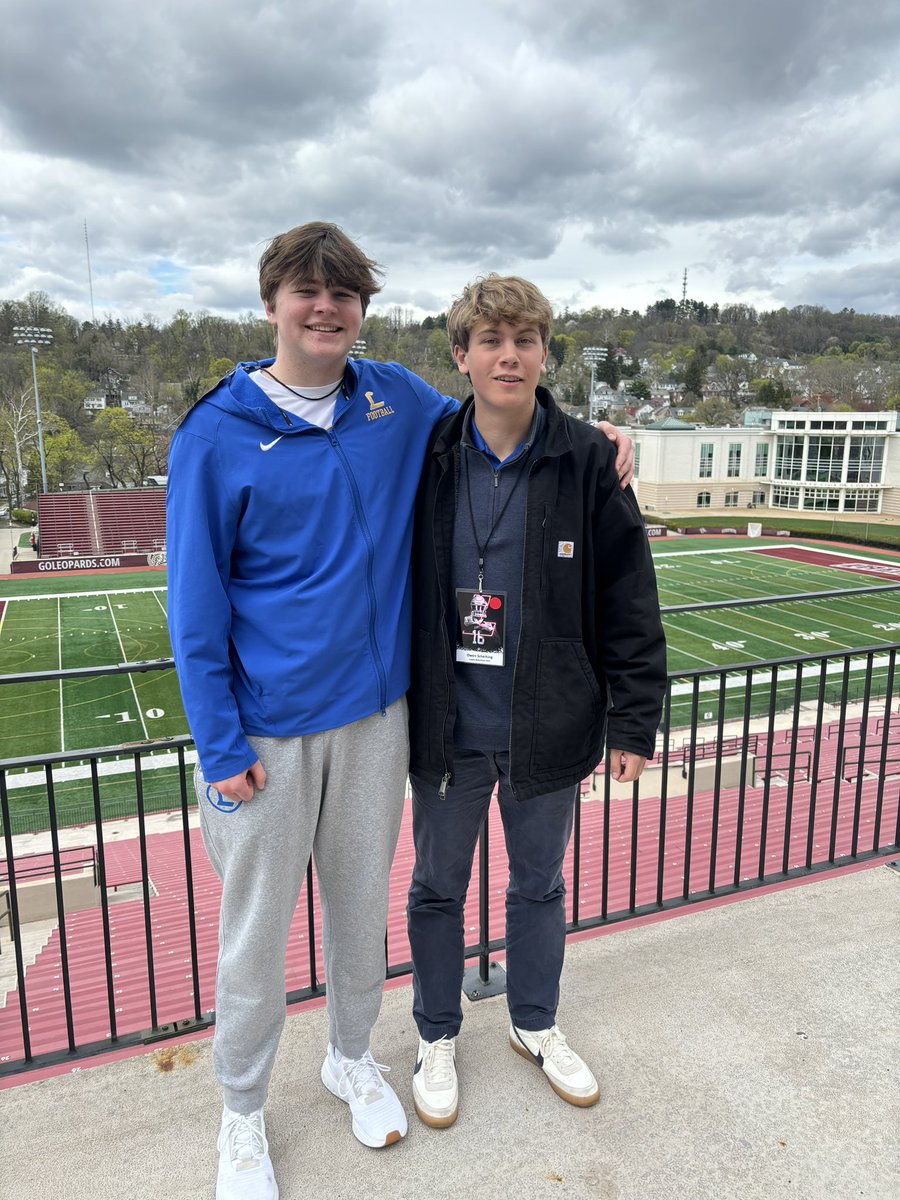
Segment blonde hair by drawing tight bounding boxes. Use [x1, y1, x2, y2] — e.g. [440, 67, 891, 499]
[447, 274, 553, 352]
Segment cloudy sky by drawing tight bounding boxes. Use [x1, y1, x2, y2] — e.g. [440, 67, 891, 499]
[2, 0, 899, 325]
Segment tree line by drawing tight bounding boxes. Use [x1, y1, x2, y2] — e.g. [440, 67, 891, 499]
[1, 289, 899, 507]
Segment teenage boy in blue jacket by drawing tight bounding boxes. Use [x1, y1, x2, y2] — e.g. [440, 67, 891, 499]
[406, 275, 666, 1129]
[167, 224, 633, 1199]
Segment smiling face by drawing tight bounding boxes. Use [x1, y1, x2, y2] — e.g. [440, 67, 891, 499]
[453, 318, 548, 417]
[264, 277, 363, 385]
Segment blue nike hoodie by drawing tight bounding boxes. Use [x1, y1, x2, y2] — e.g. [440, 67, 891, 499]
[166, 356, 457, 783]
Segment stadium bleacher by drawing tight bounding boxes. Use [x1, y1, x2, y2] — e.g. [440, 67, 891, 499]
[35, 493, 94, 557]
[36, 490, 165, 558]
[93, 491, 166, 555]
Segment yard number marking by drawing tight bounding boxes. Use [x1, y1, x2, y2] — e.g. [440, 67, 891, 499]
[97, 708, 166, 724]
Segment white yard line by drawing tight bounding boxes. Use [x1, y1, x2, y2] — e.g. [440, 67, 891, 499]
[4, 748, 198, 789]
[57, 596, 65, 752]
[655, 544, 900, 564]
[700, 609, 832, 657]
[781, 597, 895, 642]
[668, 653, 894, 695]
[0, 585, 166, 603]
[106, 594, 150, 739]
[657, 619, 723, 668]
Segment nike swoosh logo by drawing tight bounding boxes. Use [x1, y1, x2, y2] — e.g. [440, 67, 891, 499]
[259, 436, 284, 451]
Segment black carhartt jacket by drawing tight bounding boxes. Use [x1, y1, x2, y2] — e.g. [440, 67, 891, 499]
[407, 389, 667, 801]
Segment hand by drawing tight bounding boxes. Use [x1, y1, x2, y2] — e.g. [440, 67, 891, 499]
[596, 421, 634, 489]
[210, 759, 267, 803]
[609, 750, 646, 783]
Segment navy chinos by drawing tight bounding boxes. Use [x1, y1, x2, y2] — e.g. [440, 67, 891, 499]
[408, 748, 577, 1041]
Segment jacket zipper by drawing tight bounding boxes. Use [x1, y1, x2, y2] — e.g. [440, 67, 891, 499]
[435, 452, 459, 793]
[326, 427, 388, 713]
[506, 458, 546, 798]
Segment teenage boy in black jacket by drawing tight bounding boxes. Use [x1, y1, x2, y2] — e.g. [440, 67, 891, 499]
[406, 275, 666, 1128]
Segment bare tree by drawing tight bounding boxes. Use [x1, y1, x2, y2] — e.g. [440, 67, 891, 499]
[0, 384, 38, 508]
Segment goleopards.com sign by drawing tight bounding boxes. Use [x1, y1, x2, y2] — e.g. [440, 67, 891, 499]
[11, 551, 166, 574]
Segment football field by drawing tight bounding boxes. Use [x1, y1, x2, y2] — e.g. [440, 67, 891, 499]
[655, 541, 899, 663]
[0, 586, 183, 760]
[651, 539, 900, 727]
[0, 538, 897, 829]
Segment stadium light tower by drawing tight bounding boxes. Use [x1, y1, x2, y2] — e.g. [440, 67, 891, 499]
[349, 339, 367, 359]
[582, 345, 608, 423]
[12, 326, 53, 494]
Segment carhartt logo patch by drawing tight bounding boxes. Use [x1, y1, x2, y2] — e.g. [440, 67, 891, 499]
[558, 541, 575, 558]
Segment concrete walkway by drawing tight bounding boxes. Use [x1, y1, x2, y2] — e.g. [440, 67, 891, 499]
[1, 864, 897, 1200]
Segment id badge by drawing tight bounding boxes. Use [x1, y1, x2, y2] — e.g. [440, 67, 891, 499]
[456, 588, 507, 666]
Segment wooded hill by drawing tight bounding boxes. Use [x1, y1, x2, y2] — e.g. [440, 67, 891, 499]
[1, 290, 898, 505]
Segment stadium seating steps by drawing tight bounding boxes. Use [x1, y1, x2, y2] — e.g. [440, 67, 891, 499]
[1, 719, 896, 1061]
[37, 491, 165, 558]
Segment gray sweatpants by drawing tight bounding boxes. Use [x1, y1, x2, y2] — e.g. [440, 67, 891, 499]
[195, 699, 409, 1114]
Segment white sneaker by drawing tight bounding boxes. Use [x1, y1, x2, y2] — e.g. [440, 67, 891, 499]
[216, 1107, 279, 1199]
[509, 1024, 600, 1107]
[321, 1044, 408, 1148]
[412, 1035, 458, 1128]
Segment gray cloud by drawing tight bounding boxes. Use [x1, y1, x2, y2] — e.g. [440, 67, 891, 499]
[1, 0, 899, 322]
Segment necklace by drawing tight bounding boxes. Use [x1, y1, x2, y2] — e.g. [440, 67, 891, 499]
[261, 367, 342, 401]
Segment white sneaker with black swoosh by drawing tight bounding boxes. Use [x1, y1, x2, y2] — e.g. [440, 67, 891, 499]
[413, 1035, 458, 1127]
[509, 1024, 600, 1106]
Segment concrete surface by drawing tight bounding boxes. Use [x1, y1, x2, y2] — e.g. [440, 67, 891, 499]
[1, 863, 898, 1200]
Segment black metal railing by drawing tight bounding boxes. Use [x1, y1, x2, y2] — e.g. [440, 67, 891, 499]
[0, 644, 897, 1077]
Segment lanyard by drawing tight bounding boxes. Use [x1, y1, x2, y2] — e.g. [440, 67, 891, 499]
[464, 446, 530, 591]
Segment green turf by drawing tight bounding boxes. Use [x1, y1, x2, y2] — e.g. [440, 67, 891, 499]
[1, 542, 897, 832]
[0, 569, 165, 597]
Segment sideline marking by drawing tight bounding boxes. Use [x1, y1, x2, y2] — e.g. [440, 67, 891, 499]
[107, 593, 150, 739]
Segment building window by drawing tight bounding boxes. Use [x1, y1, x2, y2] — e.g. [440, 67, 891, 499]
[727, 443, 742, 477]
[774, 435, 803, 481]
[844, 490, 880, 513]
[754, 444, 769, 477]
[697, 492, 711, 508]
[699, 443, 714, 478]
[804, 488, 841, 511]
[847, 436, 884, 484]
[805, 436, 843, 483]
[634, 442, 641, 479]
[752, 490, 766, 507]
[772, 486, 800, 509]
[724, 492, 738, 507]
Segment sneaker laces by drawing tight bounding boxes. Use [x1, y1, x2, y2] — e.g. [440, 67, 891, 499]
[422, 1037, 456, 1087]
[339, 1050, 391, 1103]
[537, 1027, 578, 1072]
[218, 1110, 268, 1166]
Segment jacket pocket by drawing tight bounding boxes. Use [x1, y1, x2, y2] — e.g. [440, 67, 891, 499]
[231, 651, 268, 719]
[530, 639, 602, 773]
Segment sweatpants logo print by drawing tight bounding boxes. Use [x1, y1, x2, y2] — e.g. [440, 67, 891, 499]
[206, 784, 242, 813]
